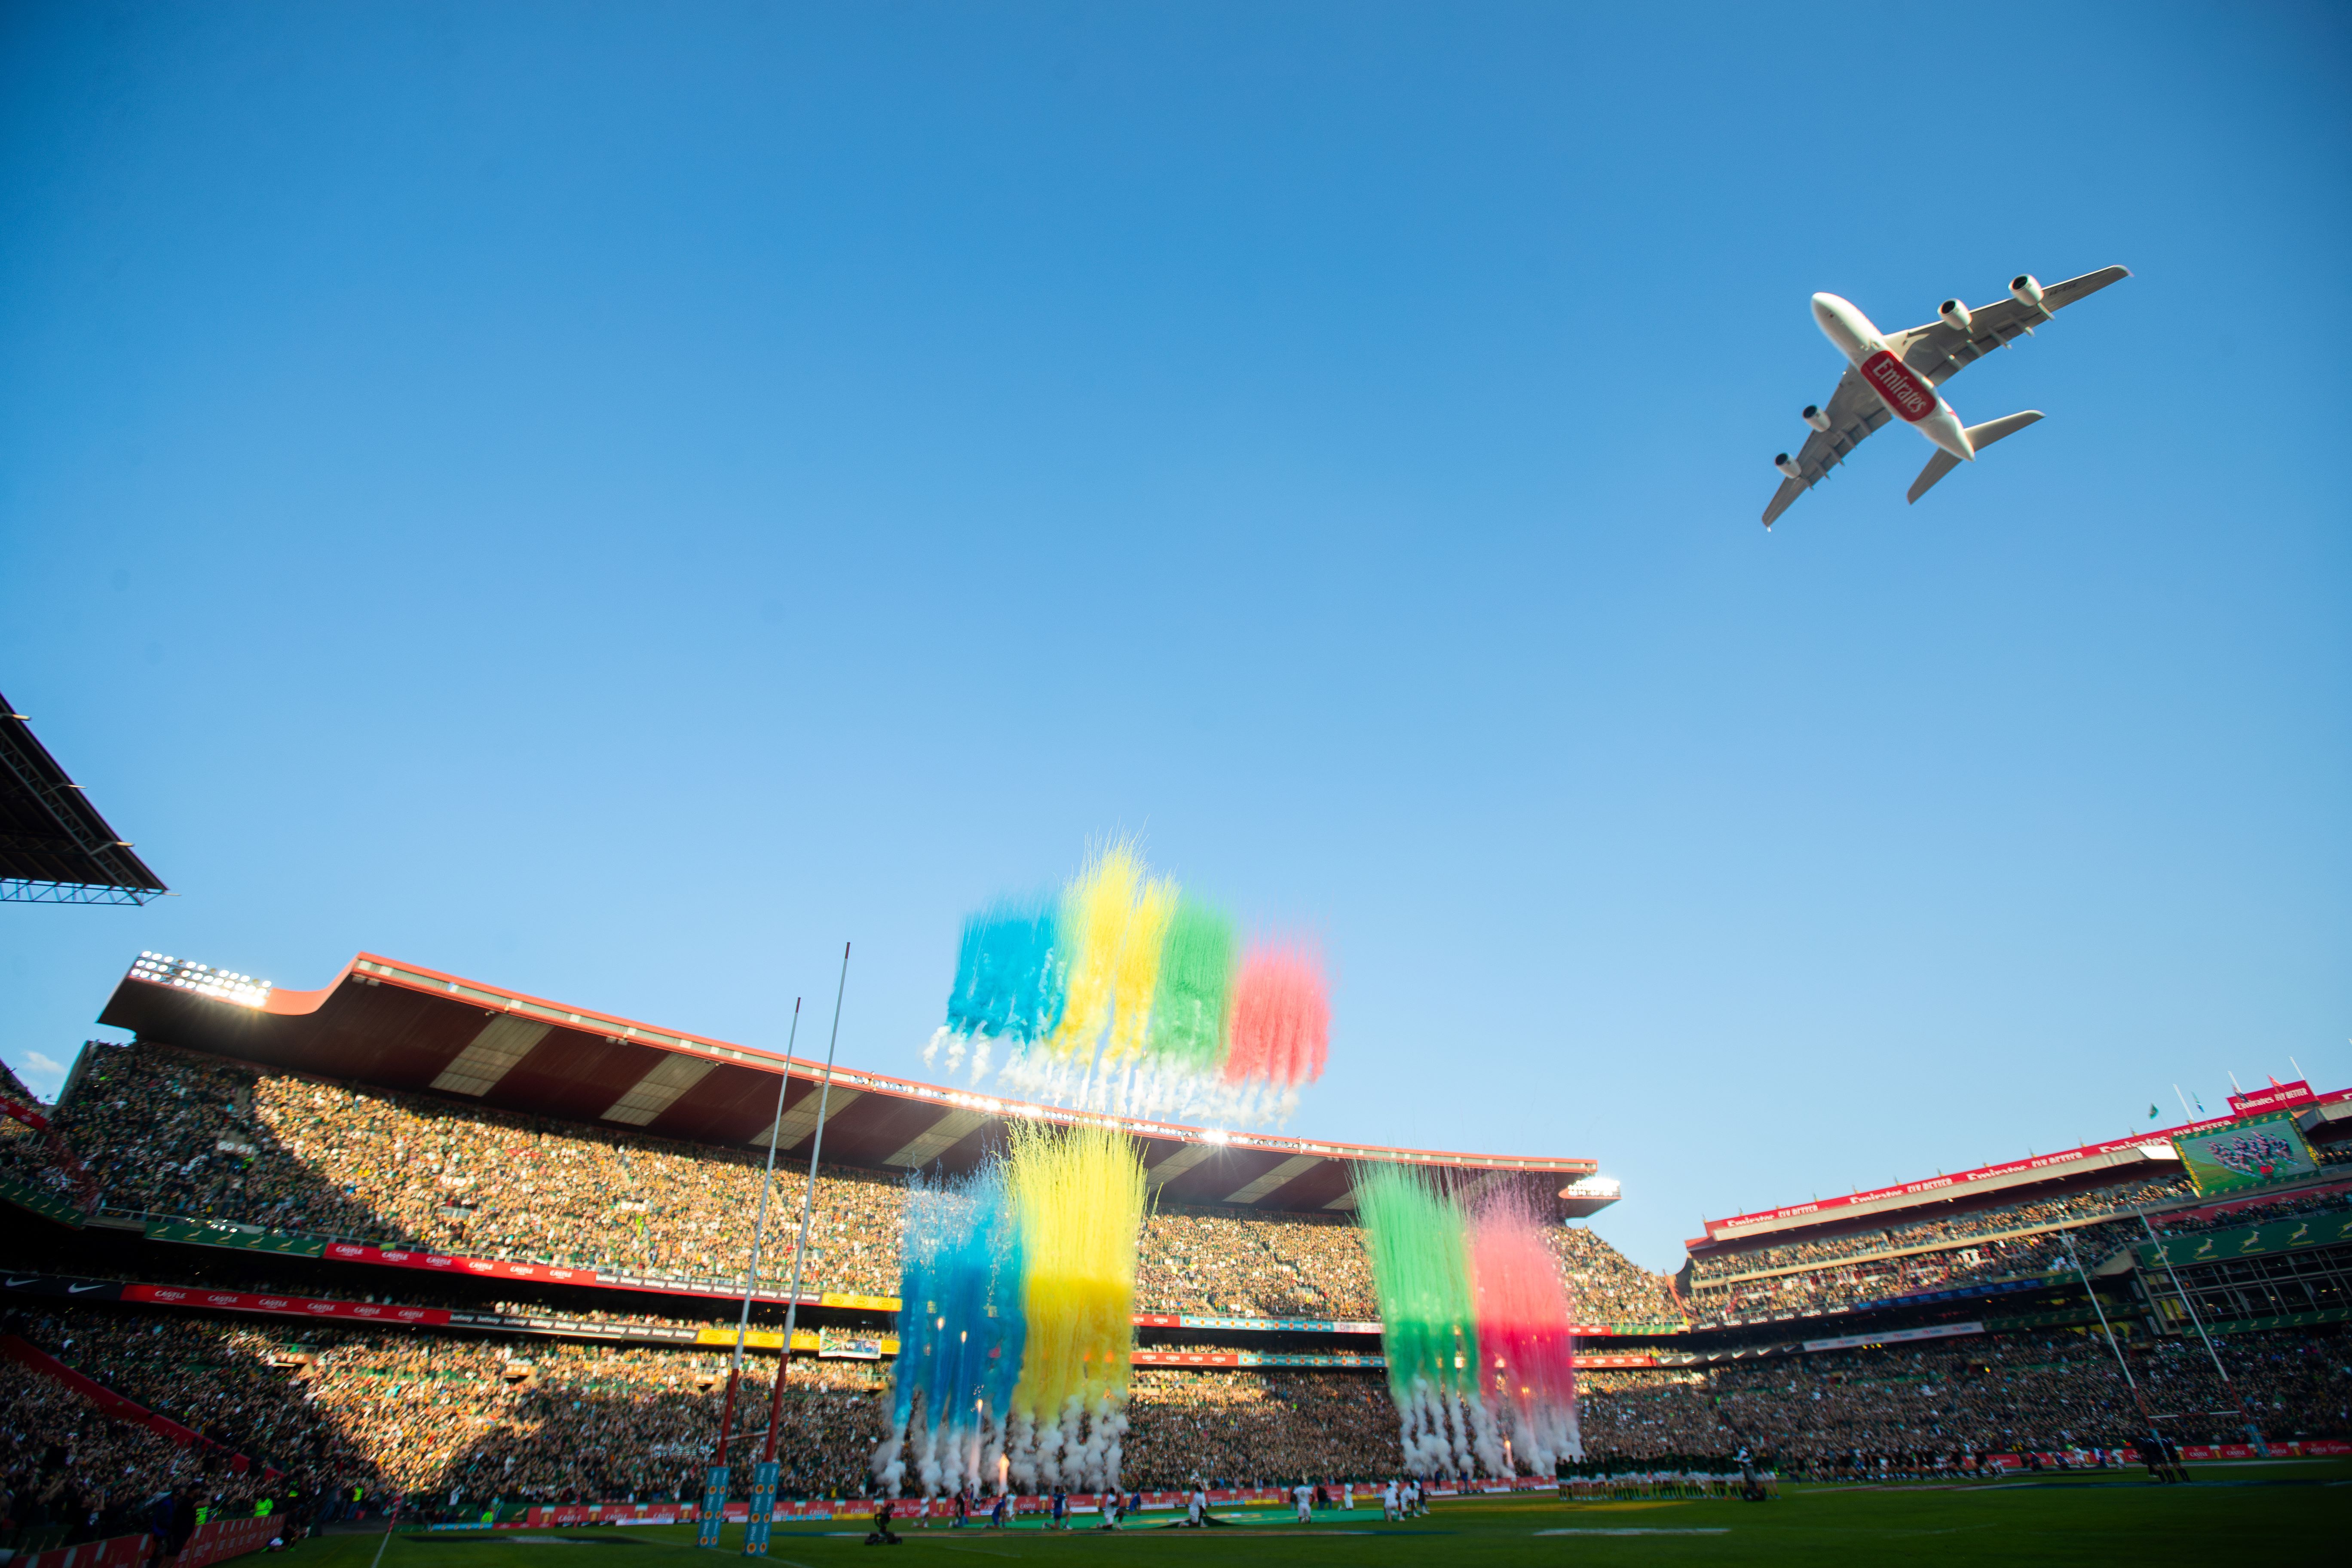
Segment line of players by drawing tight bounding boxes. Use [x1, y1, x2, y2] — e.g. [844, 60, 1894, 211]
[868, 1475, 1436, 1536]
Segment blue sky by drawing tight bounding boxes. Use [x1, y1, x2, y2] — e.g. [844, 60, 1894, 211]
[3, 2, 2345, 1270]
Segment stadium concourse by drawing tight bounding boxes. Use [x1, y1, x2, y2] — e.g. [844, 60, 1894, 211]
[0, 954, 2349, 1555]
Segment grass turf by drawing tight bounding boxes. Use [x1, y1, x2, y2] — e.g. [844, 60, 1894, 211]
[282, 1461, 2351, 1568]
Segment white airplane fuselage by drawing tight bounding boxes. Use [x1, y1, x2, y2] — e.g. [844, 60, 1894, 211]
[1811, 293, 1975, 461]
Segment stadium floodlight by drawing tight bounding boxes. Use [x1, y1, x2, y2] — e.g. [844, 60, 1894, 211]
[129, 952, 272, 1009]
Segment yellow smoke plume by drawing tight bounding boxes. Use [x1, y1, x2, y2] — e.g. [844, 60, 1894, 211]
[1046, 842, 1176, 1067]
[1007, 1119, 1147, 1421]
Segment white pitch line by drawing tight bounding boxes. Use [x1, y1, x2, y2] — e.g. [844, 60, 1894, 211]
[1536, 1528, 1730, 1535]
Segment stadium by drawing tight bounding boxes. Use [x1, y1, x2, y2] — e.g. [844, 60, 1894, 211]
[3, 934, 2349, 1564]
[3, 9, 2347, 1567]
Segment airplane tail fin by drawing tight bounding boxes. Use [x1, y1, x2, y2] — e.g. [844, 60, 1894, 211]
[1908, 410, 2044, 504]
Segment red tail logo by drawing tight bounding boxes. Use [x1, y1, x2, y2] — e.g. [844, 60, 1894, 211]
[1862, 350, 1936, 423]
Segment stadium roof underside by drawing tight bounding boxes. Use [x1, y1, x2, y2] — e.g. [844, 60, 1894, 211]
[98, 952, 1610, 1217]
[0, 692, 166, 905]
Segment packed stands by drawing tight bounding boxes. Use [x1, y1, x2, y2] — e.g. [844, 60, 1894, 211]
[1682, 1178, 2199, 1323]
[0, 1113, 61, 1199]
[1124, 1369, 1404, 1485]
[0, 1354, 245, 1548]
[1549, 1225, 1685, 1325]
[7, 1299, 2347, 1509]
[1136, 1207, 1380, 1318]
[57, 1040, 920, 1297]
[55, 1041, 1670, 1326]
[13, 1032, 2347, 1512]
[1580, 1330, 2352, 1463]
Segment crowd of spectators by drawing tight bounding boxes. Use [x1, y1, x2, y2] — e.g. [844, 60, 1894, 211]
[1577, 1329, 2351, 1463]
[55, 1042, 911, 1297]
[1123, 1369, 1403, 1485]
[1686, 1179, 2199, 1323]
[1547, 1226, 1685, 1324]
[299, 1337, 887, 1503]
[56, 1042, 1678, 1327]
[0, 1083, 95, 1215]
[0, 1355, 240, 1552]
[3, 1301, 2346, 1510]
[1685, 1177, 2352, 1325]
[14, 1309, 346, 1495]
[1690, 1179, 2192, 1287]
[0, 1116, 60, 1200]
[1136, 1207, 1381, 1318]
[5, 1305, 888, 1508]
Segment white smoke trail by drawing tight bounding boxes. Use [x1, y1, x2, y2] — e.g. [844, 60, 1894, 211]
[1034, 1407, 1065, 1488]
[1443, 1387, 1473, 1477]
[1099, 1404, 1127, 1494]
[916, 1415, 943, 1497]
[1071, 1393, 1113, 1491]
[1400, 1378, 1454, 1477]
[1465, 1390, 1507, 1478]
[1007, 1409, 1038, 1491]
[981, 1410, 1007, 1494]
[871, 1424, 907, 1496]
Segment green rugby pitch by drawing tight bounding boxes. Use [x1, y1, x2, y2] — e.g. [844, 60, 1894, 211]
[292, 1462, 2351, 1568]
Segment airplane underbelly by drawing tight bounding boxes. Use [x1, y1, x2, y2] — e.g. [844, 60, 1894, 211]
[1859, 349, 1938, 423]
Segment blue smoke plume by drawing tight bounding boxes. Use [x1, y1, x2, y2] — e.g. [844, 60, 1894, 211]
[944, 896, 1066, 1045]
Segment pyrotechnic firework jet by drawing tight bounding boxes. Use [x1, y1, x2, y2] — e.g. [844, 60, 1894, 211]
[872, 1162, 1027, 1496]
[1356, 1164, 1486, 1477]
[1467, 1182, 1580, 1474]
[1006, 1120, 1148, 1497]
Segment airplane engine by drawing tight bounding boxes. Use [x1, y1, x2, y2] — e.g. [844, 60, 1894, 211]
[2009, 274, 2045, 309]
[1939, 298, 1973, 333]
[1773, 453, 1804, 480]
[1801, 405, 1831, 432]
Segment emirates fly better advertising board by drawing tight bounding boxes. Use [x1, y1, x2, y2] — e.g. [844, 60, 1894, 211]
[2174, 1110, 2320, 1197]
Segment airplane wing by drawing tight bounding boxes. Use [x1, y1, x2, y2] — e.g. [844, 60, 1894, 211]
[1885, 265, 2131, 386]
[1761, 366, 1890, 526]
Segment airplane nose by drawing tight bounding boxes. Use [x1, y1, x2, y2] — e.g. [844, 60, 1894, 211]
[1811, 292, 1847, 325]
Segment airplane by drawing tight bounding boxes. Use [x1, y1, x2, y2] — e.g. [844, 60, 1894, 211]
[1762, 265, 2131, 527]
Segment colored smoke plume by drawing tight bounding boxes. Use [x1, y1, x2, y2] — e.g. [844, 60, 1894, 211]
[1355, 1165, 1580, 1479]
[873, 1162, 1026, 1498]
[1223, 943, 1330, 1090]
[1469, 1183, 1582, 1474]
[928, 841, 1330, 1125]
[874, 1121, 1146, 1498]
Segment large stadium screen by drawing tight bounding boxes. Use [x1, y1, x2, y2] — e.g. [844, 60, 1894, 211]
[2174, 1110, 2320, 1197]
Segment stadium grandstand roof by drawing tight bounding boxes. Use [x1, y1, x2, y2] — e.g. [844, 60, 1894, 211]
[98, 951, 1613, 1217]
[0, 689, 167, 905]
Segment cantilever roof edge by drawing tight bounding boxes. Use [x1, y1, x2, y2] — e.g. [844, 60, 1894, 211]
[0, 689, 166, 903]
[96, 949, 1604, 1213]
